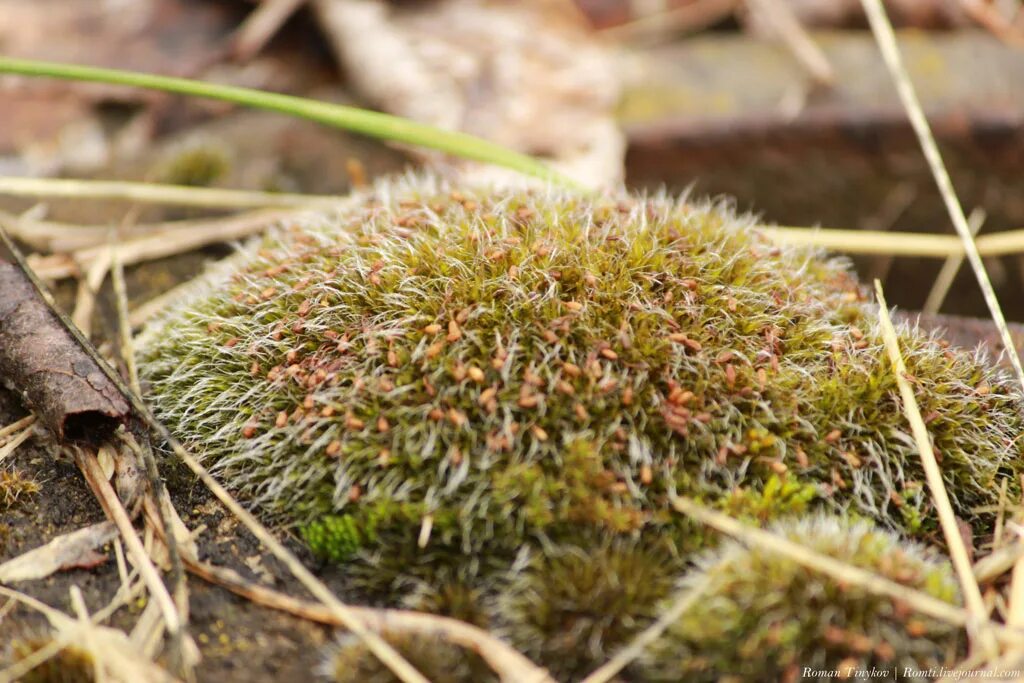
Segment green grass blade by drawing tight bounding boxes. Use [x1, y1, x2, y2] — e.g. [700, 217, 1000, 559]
[0, 56, 582, 190]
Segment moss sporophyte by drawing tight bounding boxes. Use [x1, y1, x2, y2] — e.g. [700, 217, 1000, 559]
[136, 175, 1022, 679]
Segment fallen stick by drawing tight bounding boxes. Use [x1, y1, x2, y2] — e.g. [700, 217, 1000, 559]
[0, 261, 128, 441]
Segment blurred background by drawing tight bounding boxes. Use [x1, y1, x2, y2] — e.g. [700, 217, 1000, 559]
[1, 0, 1023, 318]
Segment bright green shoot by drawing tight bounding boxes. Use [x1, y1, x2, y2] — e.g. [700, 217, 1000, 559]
[0, 56, 582, 191]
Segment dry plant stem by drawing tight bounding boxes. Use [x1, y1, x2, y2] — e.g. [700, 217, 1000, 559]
[1010, 538, 1024, 630]
[0, 225, 427, 683]
[0, 414, 35, 441]
[232, 0, 307, 60]
[745, 0, 835, 85]
[73, 449, 183, 649]
[765, 225, 1024, 258]
[0, 208, 289, 254]
[0, 424, 33, 465]
[111, 246, 140, 394]
[0, 260, 129, 440]
[31, 210, 312, 281]
[975, 543, 1024, 585]
[119, 435, 192, 655]
[579, 578, 712, 683]
[70, 586, 102, 683]
[668, 495, 1024, 647]
[72, 255, 111, 337]
[923, 208, 986, 315]
[0, 177, 347, 210]
[182, 557, 555, 683]
[875, 281, 998, 658]
[861, 0, 1024, 390]
[0, 632, 70, 683]
[129, 281, 201, 329]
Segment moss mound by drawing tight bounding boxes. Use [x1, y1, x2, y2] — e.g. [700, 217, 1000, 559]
[321, 629, 495, 683]
[641, 516, 963, 682]
[136, 175, 1021, 676]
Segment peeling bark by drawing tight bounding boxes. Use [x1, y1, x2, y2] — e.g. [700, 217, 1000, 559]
[0, 261, 129, 441]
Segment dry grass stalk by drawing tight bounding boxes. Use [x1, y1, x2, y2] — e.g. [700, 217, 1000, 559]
[71, 255, 111, 337]
[71, 447, 189, 666]
[860, 0, 1024, 390]
[579, 577, 712, 683]
[0, 415, 35, 442]
[0, 208, 291, 254]
[875, 281, 998, 657]
[1010, 531, 1024, 630]
[975, 544, 1024, 586]
[232, 0, 307, 60]
[0, 422, 34, 465]
[764, 225, 1024, 258]
[745, 0, 835, 85]
[923, 208, 986, 314]
[0, 585, 179, 683]
[30, 210, 303, 282]
[111, 244, 140, 394]
[0, 176, 346, 210]
[129, 280, 201, 329]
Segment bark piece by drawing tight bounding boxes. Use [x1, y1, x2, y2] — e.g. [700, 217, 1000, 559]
[0, 261, 129, 441]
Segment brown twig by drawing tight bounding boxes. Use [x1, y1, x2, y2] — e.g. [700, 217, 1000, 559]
[182, 556, 555, 683]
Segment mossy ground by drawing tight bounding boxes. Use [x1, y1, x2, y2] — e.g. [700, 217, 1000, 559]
[641, 516, 963, 682]
[136, 175, 1023, 679]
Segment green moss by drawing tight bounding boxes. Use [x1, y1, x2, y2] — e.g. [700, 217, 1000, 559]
[153, 139, 230, 187]
[641, 516, 963, 682]
[322, 629, 496, 683]
[496, 538, 679, 681]
[715, 473, 818, 524]
[136, 175, 1022, 674]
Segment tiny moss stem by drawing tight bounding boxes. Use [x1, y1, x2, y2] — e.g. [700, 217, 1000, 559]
[0, 57, 582, 191]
